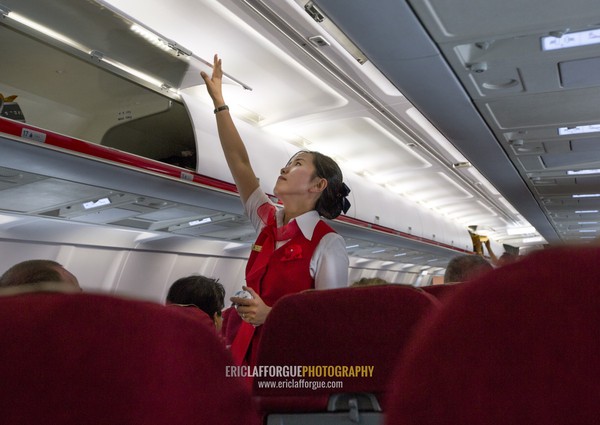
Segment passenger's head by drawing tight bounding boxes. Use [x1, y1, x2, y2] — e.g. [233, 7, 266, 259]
[166, 275, 225, 332]
[443, 254, 493, 284]
[498, 252, 518, 267]
[351, 277, 389, 287]
[277, 150, 350, 219]
[0, 259, 81, 290]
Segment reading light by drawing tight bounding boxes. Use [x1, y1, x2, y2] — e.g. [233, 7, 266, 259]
[83, 198, 111, 210]
[541, 28, 600, 51]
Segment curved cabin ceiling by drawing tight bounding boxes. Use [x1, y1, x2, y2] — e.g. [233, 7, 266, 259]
[4, 0, 583, 271]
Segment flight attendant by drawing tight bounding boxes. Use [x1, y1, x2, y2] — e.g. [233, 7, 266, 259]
[201, 55, 351, 367]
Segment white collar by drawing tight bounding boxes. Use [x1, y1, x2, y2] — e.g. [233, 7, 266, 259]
[275, 208, 320, 241]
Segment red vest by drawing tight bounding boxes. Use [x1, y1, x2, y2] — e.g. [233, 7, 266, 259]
[229, 212, 335, 367]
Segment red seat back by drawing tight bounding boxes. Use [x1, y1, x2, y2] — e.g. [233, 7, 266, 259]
[0, 291, 259, 425]
[420, 282, 465, 300]
[253, 285, 439, 413]
[386, 246, 600, 425]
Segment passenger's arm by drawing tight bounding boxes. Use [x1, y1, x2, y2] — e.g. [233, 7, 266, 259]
[201, 55, 259, 204]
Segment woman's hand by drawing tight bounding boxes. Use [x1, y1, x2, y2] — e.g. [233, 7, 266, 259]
[200, 54, 225, 107]
[231, 286, 272, 326]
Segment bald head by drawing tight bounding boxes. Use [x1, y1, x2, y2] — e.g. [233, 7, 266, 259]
[0, 260, 81, 290]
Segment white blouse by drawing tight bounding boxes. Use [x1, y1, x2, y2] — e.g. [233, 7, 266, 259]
[243, 187, 349, 290]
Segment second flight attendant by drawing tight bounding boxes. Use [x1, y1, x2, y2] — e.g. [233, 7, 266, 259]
[201, 55, 351, 367]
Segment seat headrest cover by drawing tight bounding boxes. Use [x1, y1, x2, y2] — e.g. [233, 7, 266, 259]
[254, 285, 439, 395]
[0, 292, 259, 425]
[385, 246, 600, 425]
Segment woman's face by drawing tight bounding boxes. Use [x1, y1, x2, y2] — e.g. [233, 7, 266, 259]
[273, 152, 322, 198]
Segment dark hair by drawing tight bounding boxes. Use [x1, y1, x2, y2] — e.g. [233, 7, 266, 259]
[351, 277, 389, 287]
[166, 275, 225, 318]
[297, 150, 351, 219]
[443, 254, 493, 283]
[0, 259, 64, 287]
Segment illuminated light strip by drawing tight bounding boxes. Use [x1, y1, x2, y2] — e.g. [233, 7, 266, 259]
[522, 236, 544, 243]
[575, 210, 599, 214]
[7, 12, 88, 52]
[6, 10, 170, 92]
[100, 56, 165, 89]
[572, 193, 600, 198]
[567, 169, 600, 175]
[558, 124, 600, 136]
[541, 28, 600, 51]
[189, 217, 212, 226]
[130, 24, 172, 52]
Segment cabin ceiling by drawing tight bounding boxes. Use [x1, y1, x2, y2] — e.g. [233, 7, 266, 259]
[4, 0, 599, 258]
[313, 0, 600, 245]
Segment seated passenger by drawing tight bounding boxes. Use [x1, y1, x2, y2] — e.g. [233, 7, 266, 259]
[166, 275, 225, 332]
[443, 254, 493, 284]
[351, 277, 389, 287]
[0, 259, 81, 291]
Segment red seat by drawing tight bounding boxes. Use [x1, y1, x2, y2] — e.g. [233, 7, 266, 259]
[385, 246, 600, 425]
[420, 282, 465, 300]
[253, 285, 439, 423]
[0, 291, 259, 425]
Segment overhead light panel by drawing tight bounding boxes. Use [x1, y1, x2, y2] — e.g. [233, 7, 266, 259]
[189, 217, 212, 226]
[522, 236, 544, 243]
[541, 28, 600, 51]
[506, 226, 536, 235]
[558, 124, 600, 136]
[567, 169, 600, 175]
[576, 210, 599, 214]
[82, 198, 111, 210]
[572, 193, 600, 198]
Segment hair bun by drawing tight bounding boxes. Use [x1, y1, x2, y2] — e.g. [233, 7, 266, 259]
[339, 183, 351, 214]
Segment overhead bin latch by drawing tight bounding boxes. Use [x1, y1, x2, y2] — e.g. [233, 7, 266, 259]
[0, 4, 11, 18]
[90, 50, 104, 62]
[305, 1, 325, 23]
[166, 42, 191, 57]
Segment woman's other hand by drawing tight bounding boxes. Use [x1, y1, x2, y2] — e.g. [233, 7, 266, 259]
[231, 286, 272, 326]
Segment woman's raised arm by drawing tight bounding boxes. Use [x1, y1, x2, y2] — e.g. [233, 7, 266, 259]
[201, 55, 259, 203]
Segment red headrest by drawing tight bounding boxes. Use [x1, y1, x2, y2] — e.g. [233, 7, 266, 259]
[0, 292, 259, 425]
[386, 246, 600, 425]
[254, 285, 439, 396]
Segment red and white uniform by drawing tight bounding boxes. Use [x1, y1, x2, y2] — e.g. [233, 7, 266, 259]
[229, 187, 349, 366]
